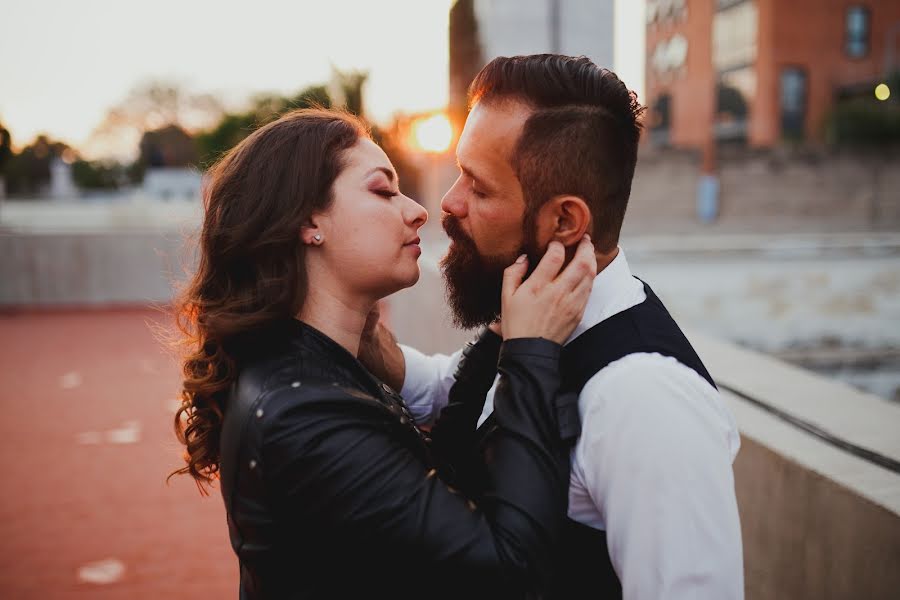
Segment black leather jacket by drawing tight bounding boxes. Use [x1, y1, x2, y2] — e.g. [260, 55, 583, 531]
[219, 318, 572, 599]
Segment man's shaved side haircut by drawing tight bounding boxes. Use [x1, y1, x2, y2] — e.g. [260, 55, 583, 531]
[468, 54, 645, 252]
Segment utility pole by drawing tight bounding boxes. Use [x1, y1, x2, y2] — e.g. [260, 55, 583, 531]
[698, 5, 720, 224]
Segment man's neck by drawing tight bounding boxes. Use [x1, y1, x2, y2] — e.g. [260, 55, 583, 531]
[595, 246, 620, 275]
[563, 242, 618, 276]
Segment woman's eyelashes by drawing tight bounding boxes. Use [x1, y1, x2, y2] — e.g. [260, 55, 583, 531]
[373, 188, 399, 198]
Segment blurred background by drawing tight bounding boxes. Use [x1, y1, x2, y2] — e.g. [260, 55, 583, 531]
[1, 0, 898, 598]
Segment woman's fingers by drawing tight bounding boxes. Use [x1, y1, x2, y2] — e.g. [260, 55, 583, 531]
[500, 237, 597, 344]
[569, 271, 594, 318]
[555, 235, 597, 292]
[522, 241, 566, 290]
[501, 254, 529, 305]
[361, 302, 382, 338]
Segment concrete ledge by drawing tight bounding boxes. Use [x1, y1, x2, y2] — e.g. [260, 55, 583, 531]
[687, 329, 900, 599]
[733, 436, 900, 599]
[687, 329, 900, 515]
[0, 230, 193, 306]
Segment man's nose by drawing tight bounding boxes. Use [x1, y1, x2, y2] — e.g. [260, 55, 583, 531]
[440, 178, 468, 217]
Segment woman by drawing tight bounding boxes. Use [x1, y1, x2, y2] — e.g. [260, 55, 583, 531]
[171, 108, 596, 598]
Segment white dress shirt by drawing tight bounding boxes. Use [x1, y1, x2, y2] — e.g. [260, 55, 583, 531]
[400, 248, 745, 599]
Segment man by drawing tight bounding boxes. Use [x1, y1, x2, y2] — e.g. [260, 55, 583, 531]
[363, 54, 743, 599]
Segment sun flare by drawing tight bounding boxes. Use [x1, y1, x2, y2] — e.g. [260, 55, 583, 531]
[409, 113, 454, 154]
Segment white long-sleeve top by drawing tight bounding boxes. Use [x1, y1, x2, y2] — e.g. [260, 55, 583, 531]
[400, 249, 745, 599]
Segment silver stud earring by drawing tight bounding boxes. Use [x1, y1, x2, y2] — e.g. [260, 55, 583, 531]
[313, 234, 322, 243]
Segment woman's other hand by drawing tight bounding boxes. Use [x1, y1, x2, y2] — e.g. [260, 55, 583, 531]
[358, 302, 406, 392]
[500, 235, 597, 344]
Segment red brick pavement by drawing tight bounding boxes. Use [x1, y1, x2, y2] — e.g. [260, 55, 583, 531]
[0, 307, 237, 598]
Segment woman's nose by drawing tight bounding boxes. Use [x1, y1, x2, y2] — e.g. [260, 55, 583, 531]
[404, 195, 428, 228]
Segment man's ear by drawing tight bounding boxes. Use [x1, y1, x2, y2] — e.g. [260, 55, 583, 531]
[535, 195, 592, 247]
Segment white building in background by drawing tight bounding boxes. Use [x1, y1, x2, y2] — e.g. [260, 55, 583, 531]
[473, 0, 614, 67]
[449, 0, 618, 114]
[141, 167, 202, 202]
[49, 157, 78, 199]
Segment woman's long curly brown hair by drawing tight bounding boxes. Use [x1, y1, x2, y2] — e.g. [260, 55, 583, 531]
[170, 108, 369, 493]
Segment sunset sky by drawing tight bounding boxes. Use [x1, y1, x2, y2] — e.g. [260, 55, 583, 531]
[1, 0, 645, 160]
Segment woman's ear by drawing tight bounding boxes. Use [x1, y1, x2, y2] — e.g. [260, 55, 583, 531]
[300, 218, 324, 246]
[535, 195, 592, 247]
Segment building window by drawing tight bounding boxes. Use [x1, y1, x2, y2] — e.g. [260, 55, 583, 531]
[780, 67, 807, 140]
[713, 1, 758, 72]
[647, 0, 688, 26]
[845, 6, 870, 59]
[650, 93, 672, 146]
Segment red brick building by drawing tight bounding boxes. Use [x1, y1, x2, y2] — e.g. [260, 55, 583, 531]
[645, 0, 900, 149]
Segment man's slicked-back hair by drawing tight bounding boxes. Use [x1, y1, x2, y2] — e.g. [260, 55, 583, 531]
[468, 54, 645, 251]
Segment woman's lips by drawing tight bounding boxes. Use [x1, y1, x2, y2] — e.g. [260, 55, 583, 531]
[404, 237, 422, 257]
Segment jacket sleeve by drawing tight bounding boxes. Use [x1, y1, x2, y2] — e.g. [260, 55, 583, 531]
[428, 327, 502, 495]
[261, 338, 569, 596]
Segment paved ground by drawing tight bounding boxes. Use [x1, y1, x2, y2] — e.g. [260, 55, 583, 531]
[0, 308, 236, 598]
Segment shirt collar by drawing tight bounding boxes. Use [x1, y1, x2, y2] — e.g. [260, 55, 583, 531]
[564, 247, 646, 345]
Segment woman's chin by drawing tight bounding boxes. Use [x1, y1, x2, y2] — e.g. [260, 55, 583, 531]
[398, 267, 421, 290]
[374, 267, 421, 300]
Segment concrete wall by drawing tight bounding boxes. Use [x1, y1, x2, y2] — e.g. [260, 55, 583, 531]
[626, 149, 900, 233]
[735, 437, 900, 599]
[0, 231, 193, 306]
[691, 332, 900, 600]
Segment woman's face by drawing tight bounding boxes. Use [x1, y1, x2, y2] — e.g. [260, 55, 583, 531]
[312, 137, 428, 300]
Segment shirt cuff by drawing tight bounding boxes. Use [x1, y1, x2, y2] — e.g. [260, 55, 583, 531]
[399, 344, 462, 424]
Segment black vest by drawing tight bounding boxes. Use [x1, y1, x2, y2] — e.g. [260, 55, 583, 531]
[548, 279, 716, 599]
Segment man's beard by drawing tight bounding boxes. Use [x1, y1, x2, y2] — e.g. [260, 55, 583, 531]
[440, 214, 539, 329]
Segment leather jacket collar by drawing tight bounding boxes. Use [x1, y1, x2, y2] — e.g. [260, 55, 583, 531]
[245, 317, 390, 400]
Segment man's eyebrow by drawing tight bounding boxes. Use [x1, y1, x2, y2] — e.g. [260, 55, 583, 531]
[456, 159, 493, 191]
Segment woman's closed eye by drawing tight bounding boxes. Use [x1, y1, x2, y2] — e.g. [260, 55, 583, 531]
[374, 189, 399, 199]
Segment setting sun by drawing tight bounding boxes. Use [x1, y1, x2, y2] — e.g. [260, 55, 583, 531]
[409, 113, 454, 154]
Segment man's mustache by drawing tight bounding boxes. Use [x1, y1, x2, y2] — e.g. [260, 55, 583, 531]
[441, 214, 475, 248]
